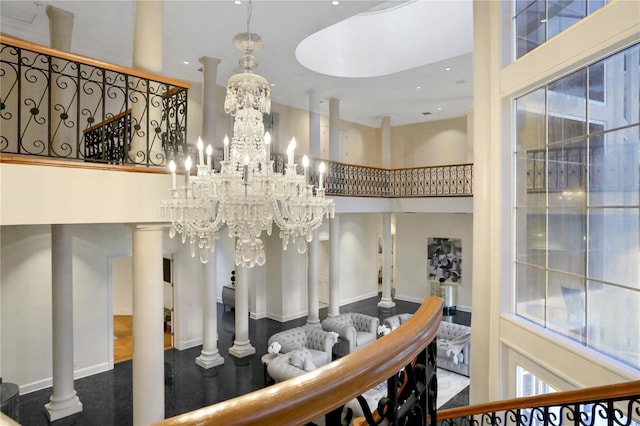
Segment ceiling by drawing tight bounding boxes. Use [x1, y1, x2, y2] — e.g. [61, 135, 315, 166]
[0, 0, 473, 128]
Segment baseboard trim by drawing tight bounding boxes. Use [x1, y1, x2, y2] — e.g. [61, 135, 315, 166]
[20, 362, 112, 395]
[176, 337, 203, 351]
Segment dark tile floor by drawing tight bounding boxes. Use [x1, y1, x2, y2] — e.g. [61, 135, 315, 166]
[16, 296, 470, 425]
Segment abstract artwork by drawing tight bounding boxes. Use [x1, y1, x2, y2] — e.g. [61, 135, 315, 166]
[427, 237, 462, 283]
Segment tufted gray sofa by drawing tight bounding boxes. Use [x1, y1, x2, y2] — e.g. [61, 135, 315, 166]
[383, 313, 471, 377]
[321, 313, 379, 354]
[267, 326, 338, 368]
[437, 321, 471, 377]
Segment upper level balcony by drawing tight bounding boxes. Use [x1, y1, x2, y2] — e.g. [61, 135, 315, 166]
[1, 34, 473, 227]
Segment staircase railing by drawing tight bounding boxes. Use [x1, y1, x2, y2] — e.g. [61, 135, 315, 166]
[438, 380, 640, 426]
[0, 34, 190, 167]
[156, 297, 443, 426]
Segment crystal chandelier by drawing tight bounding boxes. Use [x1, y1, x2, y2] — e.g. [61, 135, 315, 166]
[161, 2, 334, 268]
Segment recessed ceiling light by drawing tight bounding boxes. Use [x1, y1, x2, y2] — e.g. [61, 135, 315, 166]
[416, 86, 422, 90]
[234, 0, 241, 4]
[332, 1, 339, 5]
[183, 61, 189, 65]
[270, 83, 276, 87]
[437, 107, 442, 111]
[445, 67, 451, 71]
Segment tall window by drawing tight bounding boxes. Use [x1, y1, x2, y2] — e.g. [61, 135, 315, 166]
[514, 0, 610, 59]
[514, 44, 640, 370]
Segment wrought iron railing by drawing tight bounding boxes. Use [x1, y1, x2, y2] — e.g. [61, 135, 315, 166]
[0, 35, 472, 197]
[438, 381, 640, 426]
[283, 155, 473, 198]
[0, 34, 190, 167]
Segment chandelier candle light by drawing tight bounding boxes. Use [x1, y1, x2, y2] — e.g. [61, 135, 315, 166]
[161, 4, 334, 268]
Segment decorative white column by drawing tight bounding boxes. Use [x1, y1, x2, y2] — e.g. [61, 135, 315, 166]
[306, 232, 320, 326]
[229, 265, 255, 358]
[328, 216, 340, 317]
[306, 90, 321, 325]
[381, 116, 391, 168]
[329, 98, 340, 161]
[199, 56, 221, 147]
[328, 98, 341, 316]
[46, 6, 76, 159]
[45, 224, 83, 421]
[196, 256, 224, 368]
[130, 0, 163, 164]
[378, 116, 395, 308]
[309, 89, 320, 158]
[378, 213, 395, 308]
[132, 225, 164, 425]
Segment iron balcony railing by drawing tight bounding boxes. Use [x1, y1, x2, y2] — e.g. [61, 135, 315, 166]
[0, 34, 190, 167]
[438, 381, 640, 426]
[0, 35, 473, 198]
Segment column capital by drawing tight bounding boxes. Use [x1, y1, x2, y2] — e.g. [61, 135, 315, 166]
[199, 56, 222, 67]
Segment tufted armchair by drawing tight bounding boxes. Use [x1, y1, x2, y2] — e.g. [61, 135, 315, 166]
[267, 326, 338, 368]
[266, 349, 317, 383]
[321, 313, 379, 354]
[382, 313, 413, 331]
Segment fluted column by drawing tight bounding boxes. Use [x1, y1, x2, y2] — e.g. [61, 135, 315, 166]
[229, 265, 255, 358]
[132, 225, 164, 425]
[45, 224, 83, 421]
[130, 0, 163, 164]
[196, 256, 224, 368]
[378, 214, 395, 308]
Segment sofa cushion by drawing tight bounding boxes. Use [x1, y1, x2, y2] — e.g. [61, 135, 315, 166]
[306, 348, 328, 367]
[356, 331, 376, 347]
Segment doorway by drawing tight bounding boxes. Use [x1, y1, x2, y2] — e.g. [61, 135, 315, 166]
[111, 255, 174, 364]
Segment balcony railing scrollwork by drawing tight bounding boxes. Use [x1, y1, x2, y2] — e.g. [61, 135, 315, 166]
[0, 34, 190, 167]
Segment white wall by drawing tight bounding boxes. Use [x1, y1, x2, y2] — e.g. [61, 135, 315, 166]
[0, 223, 204, 393]
[338, 214, 380, 305]
[391, 117, 468, 168]
[394, 213, 473, 309]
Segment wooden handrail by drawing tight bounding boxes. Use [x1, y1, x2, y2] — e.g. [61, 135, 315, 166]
[83, 109, 132, 134]
[0, 154, 167, 175]
[156, 297, 443, 426]
[438, 380, 640, 421]
[0, 34, 191, 90]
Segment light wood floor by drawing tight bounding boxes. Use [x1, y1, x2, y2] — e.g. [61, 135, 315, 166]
[113, 315, 172, 364]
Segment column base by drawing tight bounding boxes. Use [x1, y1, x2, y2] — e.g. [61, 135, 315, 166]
[377, 298, 396, 308]
[45, 392, 83, 421]
[196, 350, 225, 369]
[305, 320, 321, 328]
[229, 341, 256, 358]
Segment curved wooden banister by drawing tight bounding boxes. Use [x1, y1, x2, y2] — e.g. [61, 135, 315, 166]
[155, 297, 443, 426]
[438, 380, 640, 421]
[0, 34, 191, 90]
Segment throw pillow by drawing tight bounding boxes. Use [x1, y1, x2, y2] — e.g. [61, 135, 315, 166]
[289, 353, 304, 369]
[303, 356, 316, 372]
